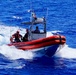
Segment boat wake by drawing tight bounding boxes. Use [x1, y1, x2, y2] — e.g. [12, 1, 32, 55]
[0, 25, 76, 60]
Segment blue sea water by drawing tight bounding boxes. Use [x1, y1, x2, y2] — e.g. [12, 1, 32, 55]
[0, 0, 76, 75]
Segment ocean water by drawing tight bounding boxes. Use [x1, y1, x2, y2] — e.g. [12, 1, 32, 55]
[0, 0, 76, 75]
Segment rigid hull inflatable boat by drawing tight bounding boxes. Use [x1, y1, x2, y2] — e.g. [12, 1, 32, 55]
[8, 12, 66, 57]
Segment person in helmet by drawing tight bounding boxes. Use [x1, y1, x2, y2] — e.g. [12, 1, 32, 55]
[10, 30, 22, 43]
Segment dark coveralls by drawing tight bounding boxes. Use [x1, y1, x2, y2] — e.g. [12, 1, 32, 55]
[23, 32, 28, 42]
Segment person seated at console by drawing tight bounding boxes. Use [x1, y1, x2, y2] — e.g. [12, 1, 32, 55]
[33, 26, 40, 33]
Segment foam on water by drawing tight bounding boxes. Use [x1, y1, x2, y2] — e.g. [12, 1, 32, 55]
[0, 25, 76, 60]
[0, 45, 34, 60]
[0, 25, 34, 60]
[55, 45, 76, 58]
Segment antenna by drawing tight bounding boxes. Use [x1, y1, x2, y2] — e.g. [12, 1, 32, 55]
[46, 8, 49, 21]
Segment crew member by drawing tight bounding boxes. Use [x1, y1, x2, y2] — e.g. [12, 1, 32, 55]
[10, 30, 22, 43]
[23, 29, 29, 42]
[33, 26, 40, 33]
